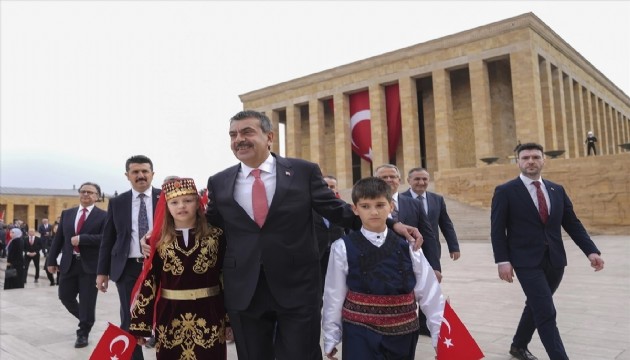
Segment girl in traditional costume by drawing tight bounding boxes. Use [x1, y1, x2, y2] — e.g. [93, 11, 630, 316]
[130, 177, 227, 360]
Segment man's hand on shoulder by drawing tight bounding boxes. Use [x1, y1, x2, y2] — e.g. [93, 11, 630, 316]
[393, 222, 423, 251]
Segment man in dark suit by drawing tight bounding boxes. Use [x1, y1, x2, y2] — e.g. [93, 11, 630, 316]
[374, 165, 440, 276]
[38, 218, 53, 256]
[401, 167, 460, 261]
[46, 182, 107, 348]
[374, 164, 440, 338]
[491, 142, 604, 360]
[206, 110, 420, 360]
[23, 229, 44, 283]
[97, 155, 158, 360]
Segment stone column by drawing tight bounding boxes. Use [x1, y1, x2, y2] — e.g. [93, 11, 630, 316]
[285, 104, 301, 158]
[333, 93, 352, 190]
[539, 59, 557, 150]
[432, 68, 455, 170]
[469, 60, 494, 164]
[574, 82, 586, 157]
[552, 67, 569, 157]
[594, 97, 605, 155]
[369, 83, 388, 167]
[509, 49, 544, 147]
[562, 74, 576, 158]
[309, 98, 325, 168]
[398, 76, 421, 175]
[268, 109, 281, 155]
[27, 205, 35, 231]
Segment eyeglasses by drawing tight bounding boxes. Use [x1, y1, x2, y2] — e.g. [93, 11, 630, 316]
[79, 190, 97, 195]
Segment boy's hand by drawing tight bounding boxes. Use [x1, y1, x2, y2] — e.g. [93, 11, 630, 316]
[326, 348, 338, 360]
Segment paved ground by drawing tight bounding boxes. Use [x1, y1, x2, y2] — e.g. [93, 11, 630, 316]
[1, 234, 628, 359]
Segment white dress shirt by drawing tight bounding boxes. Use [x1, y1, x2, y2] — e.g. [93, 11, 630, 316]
[322, 227, 445, 354]
[130, 188, 154, 258]
[409, 189, 428, 214]
[234, 154, 276, 222]
[519, 173, 551, 214]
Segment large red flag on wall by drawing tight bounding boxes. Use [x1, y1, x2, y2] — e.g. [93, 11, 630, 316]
[437, 302, 484, 360]
[385, 84, 402, 161]
[349, 90, 372, 162]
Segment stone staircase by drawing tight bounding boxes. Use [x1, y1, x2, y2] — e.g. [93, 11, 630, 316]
[441, 195, 491, 241]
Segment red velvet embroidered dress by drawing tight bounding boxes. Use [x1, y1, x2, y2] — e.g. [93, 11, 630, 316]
[130, 228, 226, 360]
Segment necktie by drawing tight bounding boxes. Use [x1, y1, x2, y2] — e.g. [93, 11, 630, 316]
[251, 169, 269, 227]
[138, 194, 149, 240]
[533, 181, 549, 224]
[391, 200, 399, 222]
[30, 237, 34, 246]
[421, 196, 428, 215]
[75, 208, 87, 253]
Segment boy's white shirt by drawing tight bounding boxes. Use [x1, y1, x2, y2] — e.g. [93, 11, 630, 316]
[321, 227, 445, 354]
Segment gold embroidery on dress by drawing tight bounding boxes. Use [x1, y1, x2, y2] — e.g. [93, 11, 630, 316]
[161, 242, 185, 275]
[161, 230, 222, 276]
[156, 313, 226, 360]
[131, 274, 156, 319]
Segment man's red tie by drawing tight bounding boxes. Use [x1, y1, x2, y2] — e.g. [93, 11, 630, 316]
[533, 181, 549, 224]
[75, 208, 87, 253]
[251, 169, 268, 228]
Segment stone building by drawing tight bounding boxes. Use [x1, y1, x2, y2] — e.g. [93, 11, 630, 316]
[237, 12, 630, 233]
[0, 187, 109, 231]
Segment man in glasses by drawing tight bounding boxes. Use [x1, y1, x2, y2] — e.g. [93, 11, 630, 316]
[46, 182, 107, 348]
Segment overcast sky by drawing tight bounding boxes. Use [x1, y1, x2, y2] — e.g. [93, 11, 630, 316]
[1, 1, 628, 195]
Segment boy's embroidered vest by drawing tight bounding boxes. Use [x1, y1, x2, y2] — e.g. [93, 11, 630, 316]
[341, 231, 419, 335]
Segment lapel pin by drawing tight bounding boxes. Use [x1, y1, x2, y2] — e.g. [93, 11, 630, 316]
[285, 171, 291, 176]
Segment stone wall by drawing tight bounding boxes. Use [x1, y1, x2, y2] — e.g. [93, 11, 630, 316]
[434, 153, 630, 235]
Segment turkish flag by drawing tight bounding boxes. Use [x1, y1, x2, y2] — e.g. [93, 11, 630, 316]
[385, 84, 402, 161]
[437, 302, 484, 360]
[200, 188, 209, 209]
[349, 90, 372, 162]
[89, 323, 138, 360]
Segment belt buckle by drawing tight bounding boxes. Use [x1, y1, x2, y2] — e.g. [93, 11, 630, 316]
[74, 254, 81, 260]
[135, 257, 144, 263]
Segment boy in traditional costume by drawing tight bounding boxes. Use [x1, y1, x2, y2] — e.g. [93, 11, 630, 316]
[322, 177, 444, 359]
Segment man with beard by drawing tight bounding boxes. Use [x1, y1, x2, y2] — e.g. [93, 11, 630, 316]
[491, 142, 605, 360]
[97, 155, 160, 360]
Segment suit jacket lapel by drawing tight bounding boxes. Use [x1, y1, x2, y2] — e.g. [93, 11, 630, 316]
[268, 155, 293, 215]
[151, 187, 160, 215]
[543, 180, 559, 221]
[426, 192, 436, 219]
[513, 178, 542, 220]
[69, 207, 79, 236]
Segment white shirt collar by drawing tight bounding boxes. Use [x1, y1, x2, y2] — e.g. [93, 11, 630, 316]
[519, 173, 543, 186]
[132, 188, 153, 199]
[360, 226, 388, 243]
[241, 153, 275, 177]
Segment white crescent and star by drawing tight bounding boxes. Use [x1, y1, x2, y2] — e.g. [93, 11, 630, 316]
[350, 109, 373, 160]
[109, 335, 130, 356]
[440, 314, 455, 349]
[350, 109, 371, 148]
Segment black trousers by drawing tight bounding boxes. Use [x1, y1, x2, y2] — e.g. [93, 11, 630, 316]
[228, 270, 323, 360]
[513, 251, 568, 360]
[58, 256, 98, 337]
[24, 254, 40, 281]
[115, 259, 144, 360]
